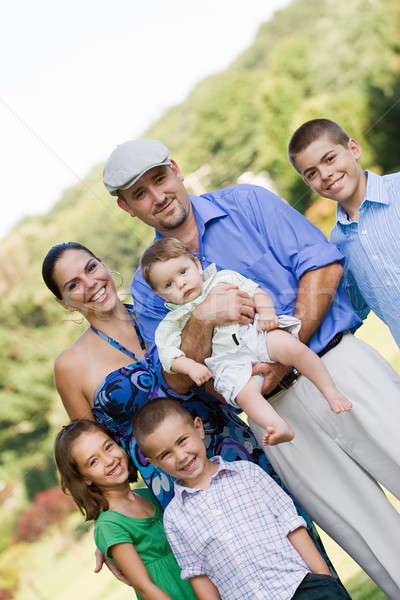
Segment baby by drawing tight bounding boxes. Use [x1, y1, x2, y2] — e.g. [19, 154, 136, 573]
[141, 238, 351, 445]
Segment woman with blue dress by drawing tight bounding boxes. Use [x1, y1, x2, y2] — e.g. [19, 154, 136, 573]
[42, 241, 345, 590]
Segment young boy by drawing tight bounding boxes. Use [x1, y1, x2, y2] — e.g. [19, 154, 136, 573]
[288, 117, 400, 348]
[140, 238, 351, 446]
[132, 397, 350, 600]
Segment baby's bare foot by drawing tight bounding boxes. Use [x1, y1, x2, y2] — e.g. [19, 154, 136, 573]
[263, 425, 294, 446]
[327, 391, 352, 414]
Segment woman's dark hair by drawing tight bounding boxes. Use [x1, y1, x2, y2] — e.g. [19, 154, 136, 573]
[54, 419, 137, 521]
[42, 242, 98, 299]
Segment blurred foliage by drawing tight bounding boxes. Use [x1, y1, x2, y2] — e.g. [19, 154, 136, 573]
[23, 454, 58, 502]
[15, 487, 75, 543]
[0, 0, 399, 506]
[148, 0, 400, 199]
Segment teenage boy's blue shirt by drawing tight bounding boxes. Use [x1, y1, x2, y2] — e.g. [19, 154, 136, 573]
[331, 170, 400, 347]
[131, 184, 361, 353]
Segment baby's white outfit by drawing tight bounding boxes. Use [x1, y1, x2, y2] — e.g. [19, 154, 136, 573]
[155, 264, 300, 405]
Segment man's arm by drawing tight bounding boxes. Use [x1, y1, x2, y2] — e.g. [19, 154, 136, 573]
[294, 262, 343, 344]
[253, 262, 343, 394]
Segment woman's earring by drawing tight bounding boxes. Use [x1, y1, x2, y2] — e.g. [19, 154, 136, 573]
[110, 270, 123, 289]
[63, 310, 85, 325]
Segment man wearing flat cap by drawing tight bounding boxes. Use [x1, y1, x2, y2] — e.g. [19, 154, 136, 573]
[102, 138, 400, 598]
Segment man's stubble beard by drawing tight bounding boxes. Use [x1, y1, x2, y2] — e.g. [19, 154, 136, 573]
[156, 200, 191, 232]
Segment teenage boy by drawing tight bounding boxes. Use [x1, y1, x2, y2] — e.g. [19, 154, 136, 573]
[288, 117, 400, 347]
[133, 397, 350, 600]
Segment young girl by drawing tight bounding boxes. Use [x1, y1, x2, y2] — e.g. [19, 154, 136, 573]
[54, 419, 197, 600]
[141, 238, 352, 446]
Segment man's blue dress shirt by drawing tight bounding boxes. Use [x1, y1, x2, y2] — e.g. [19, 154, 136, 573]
[331, 170, 400, 347]
[131, 184, 361, 354]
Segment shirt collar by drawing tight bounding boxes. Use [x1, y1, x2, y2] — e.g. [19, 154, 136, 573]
[190, 194, 228, 228]
[335, 170, 389, 226]
[364, 170, 389, 205]
[173, 456, 238, 505]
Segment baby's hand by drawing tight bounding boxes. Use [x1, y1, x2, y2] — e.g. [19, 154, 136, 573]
[257, 314, 279, 332]
[189, 364, 213, 386]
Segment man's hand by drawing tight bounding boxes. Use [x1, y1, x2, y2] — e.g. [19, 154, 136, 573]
[94, 548, 130, 586]
[193, 284, 255, 326]
[252, 362, 291, 395]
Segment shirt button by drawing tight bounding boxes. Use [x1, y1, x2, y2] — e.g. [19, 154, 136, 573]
[386, 281, 392, 286]
[361, 229, 367, 234]
[372, 255, 378, 260]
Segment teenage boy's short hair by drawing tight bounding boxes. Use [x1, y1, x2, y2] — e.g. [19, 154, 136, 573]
[132, 397, 194, 455]
[140, 238, 197, 288]
[288, 118, 350, 168]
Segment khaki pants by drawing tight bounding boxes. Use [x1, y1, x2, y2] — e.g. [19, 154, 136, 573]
[249, 333, 400, 600]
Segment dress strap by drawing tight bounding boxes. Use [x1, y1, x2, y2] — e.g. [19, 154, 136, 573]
[125, 305, 147, 352]
[90, 305, 146, 361]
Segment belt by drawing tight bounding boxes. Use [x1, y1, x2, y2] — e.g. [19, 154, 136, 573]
[264, 331, 345, 400]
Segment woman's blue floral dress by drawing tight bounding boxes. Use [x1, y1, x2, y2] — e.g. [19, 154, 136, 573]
[91, 306, 346, 590]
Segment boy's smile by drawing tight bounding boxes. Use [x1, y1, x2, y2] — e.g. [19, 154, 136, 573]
[144, 414, 216, 488]
[294, 136, 366, 211]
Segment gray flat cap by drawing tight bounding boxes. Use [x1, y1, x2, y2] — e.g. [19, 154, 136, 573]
[103, 139, 171, 196]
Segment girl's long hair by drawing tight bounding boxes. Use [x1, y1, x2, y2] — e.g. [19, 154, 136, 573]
[54, 419, 137, 521]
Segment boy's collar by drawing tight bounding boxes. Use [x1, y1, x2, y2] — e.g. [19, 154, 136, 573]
[364, 170, 389, 205]
[335, 170, 389, 225]
[173, 456, 237, 504]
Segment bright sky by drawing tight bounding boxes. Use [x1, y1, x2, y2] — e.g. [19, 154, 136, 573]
[0, 0, 289, 240]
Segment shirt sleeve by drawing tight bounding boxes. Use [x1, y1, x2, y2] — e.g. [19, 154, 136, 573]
[241, 186, 345, 279]
[155, 313, 188, 373]
[247, 461, 306, 536]
[163, 508, 205, 579]
[94, 517, 132, 559]
[343, 268, 370, 321]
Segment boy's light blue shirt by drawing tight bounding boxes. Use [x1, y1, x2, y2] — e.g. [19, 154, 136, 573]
[330, 170, 400, 347]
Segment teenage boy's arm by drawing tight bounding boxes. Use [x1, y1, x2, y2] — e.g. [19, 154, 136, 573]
[190, 575, 222, 600]
[288, 527, 330, 575]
